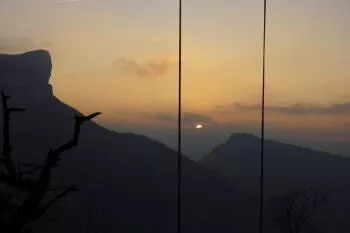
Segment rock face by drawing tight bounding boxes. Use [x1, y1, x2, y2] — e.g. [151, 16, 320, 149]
[0, 50, 53, 101]
[0, 51, 256, 233]
[0, 50, 51, 85]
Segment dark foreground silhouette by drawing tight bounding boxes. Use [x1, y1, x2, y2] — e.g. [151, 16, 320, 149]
[0, 50, 256, 233]
[201, 133, 350, 232]
[0, 89, 100, 233]
[0, 50, 349, 233]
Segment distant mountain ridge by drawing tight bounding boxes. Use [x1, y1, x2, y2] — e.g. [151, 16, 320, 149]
[202, 132, 350, 193]
[0, 50, 257, 233]
[2, 50, 350, 232]
[201, 132, 350, 232]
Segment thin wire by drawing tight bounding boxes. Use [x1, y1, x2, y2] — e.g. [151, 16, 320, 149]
[259, 0, 267, 233]
[177, 0, 182, 232]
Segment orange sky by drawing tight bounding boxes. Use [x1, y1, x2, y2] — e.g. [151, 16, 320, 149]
[1, 0, 350, 154]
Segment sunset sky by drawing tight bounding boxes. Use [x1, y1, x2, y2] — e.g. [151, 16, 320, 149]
[1, 0, 350, 157]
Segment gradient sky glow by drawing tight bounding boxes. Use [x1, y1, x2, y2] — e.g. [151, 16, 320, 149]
[1, 0, 350, 157]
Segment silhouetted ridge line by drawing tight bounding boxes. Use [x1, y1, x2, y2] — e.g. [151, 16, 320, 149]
[0, 50, 52, 83]
[0, 49, 258, 233]
[228, 133, 259, 140]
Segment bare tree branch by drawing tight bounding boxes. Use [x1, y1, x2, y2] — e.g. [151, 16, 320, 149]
[17, 162, 22, 181]
[48, 185, 79, 192]
[21, 165, 44, 176]
[1, 90, 101, 233]
[269, 188, 329, 233]
[0, 174, 35, 190]
[1, 90, 25, 181]
[6, 111, 101, 233]
[40, 185, 79, 216]
[8, 108, 26, 113]
[17, 162, 41, 167]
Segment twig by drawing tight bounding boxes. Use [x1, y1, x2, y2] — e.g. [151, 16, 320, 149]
[39, 185, 80, 218]
[21, 165, 44, 176]
[0, 173, 35, 190]
[48, 185, 80, 192]
[1, 90, 25, 181]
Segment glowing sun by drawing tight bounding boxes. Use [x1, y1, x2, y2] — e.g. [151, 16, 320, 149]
[195, 124, 204, 129]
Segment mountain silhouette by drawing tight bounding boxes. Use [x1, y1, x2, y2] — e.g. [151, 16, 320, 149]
[0, 50, 257, 233]
[201, 133, 350, 232]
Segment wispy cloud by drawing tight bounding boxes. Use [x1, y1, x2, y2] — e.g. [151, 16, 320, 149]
[154, 112, 215, 125]
[56, 0, 81, 3]
[115, 56, 174, 78]
[233, 102, 350, 115]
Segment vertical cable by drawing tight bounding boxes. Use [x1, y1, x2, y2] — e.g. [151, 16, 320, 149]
[259, 0, 267, 233]
[177, 0, 182, 232]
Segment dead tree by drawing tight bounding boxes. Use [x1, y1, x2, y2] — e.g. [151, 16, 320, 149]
[269, 188, 328, 233]
[0, 90, 101, 233]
